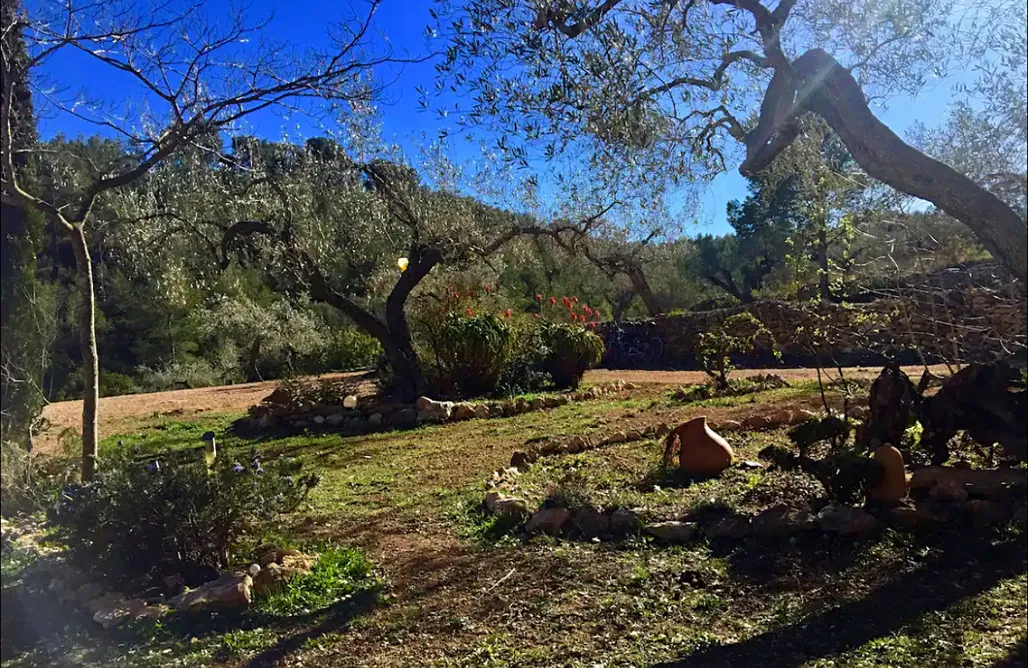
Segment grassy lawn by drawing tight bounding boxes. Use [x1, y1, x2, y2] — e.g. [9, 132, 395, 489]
[3, 378, 1025, 667]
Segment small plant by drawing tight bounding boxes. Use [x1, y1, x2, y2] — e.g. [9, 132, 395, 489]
[255, 544, 380, 616]
[539, 323, 605, 389]
[696, 312, 779, 392]
[1, 440, 75, 517]
[49, 448, 319, 587]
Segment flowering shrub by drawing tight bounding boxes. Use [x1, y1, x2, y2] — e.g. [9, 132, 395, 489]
[49, 448, 318, 586]
[539, 323, 605, 389]
[435, 312, 515, 395]
[416, 283, 607, 396]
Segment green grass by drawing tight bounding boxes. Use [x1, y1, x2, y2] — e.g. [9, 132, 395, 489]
[255, 545, 382, 617]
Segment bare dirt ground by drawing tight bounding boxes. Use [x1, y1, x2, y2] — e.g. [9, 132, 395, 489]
[35, 365, 946, 457]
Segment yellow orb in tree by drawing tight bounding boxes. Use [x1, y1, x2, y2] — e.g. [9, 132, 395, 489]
[397, 257, 409, 272]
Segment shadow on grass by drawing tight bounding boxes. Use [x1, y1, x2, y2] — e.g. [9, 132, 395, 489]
[652, 530, 1027, 668]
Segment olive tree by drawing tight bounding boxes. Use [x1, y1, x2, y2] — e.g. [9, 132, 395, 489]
[115, 135, 614, 400]
[435, 0, 1027, 282]
[1, 0, 404, 479]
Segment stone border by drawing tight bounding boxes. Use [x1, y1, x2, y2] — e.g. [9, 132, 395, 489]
[235, 380, 637, 436]
[482, 469, 1027, 545]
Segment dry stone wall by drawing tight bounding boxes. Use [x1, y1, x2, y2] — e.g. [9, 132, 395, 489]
[602, 287, 1026, 369]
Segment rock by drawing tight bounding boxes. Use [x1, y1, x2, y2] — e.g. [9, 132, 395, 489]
[493, 497, 530, 520]
[501, 401, 516, 417]
[818, 505, 877, 536]
[162, 573, 185, 591]
[543, 396, 560, 408]
[798, 409, 821, 422]
[418, 399, 454, 423]
[554, 395, 569, 406]
[529, 398, 546, 411]
[76, 582, 105, 606]
[738, 460, 764, 469]
[473, 404, 491, 419]
[415, 396, 433, 411]
[368, 412, 383, 428]
[675, 417, 734, 476]
[294, 420, 310, 430]
[705, 515, 751, 540]
[526, 507, 570, 535]
[910, 467, 1026, 501]
[256, 413, 278, 429]
[510, 450, 535, 471]
[386, 407, 418, 428]
[968, 499, 1006, 529]
[253, 554, 316, 597]
[767, 409, 794, 427]
[453, 403, 476, 421]
[720, 420, 742, 431]
[889, 501, 941, 529]
[85, 591, 125, 615]
[751, 504, 816, 537]
[846, 405, 868, 420]
[570, 506, 610, 539]
[93, 598, 150, 630]
[869, 445, 907, 503]
[324, 412, 348, 427]
[645, 521, 697, 543]
[484, 490, 501, 512]
[606, 431, 627, 445]
[248, 563, 261, 577]
[626, 429, 643, 442]
[567, 436, 586, 453]
[930, 479, 969, 503]
[655, 423, 672, 439]
[169, 573, 253, 612]
[312, 415, 326, 426]
[342, 395, 358, 409]
[741, 415, 772, 430]
[609, 508, 643, 537]
[516, 398, 530, 413]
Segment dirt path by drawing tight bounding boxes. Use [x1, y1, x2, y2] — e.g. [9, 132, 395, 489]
[35, 365, 946, 457]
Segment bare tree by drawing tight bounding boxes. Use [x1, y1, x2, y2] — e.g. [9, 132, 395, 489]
[0, 0, 411, 479]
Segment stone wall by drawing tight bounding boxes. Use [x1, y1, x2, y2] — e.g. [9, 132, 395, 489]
[601, 287, 1027, 369]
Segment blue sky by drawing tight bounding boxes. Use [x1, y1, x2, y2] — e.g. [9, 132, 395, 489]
[34, 0, 964, 235]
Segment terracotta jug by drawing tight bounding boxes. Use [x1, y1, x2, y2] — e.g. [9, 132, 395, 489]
[678, 416, 734, 475]
[870, 444, 907, 503]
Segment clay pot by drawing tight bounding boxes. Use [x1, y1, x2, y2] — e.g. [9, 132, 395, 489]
[870, 445, 907, 503]
[677, 416, 734, 475]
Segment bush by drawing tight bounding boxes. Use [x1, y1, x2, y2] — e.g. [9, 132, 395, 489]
[136, 358, 233, 392]
[1, 440, 74, 517]
[539, 323, 605, 389]
[435, 313, 515, 396]
[49, 449, 319, 587]
[99, 371, 137, 398]
[696, 312, 778, 391]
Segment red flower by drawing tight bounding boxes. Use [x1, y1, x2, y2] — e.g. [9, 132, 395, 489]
[549, 296, 557, 306]
[572, 296, 579, 303]
[439, 306, 446, 313]
[533, 313, 541, 319]
[467, 289, 476, 297]
[583, 306, 593, 317]
[535, 293, 542, 301]
[594, 308, 602, 319]
[503, 308, 512, 318]
[466, 308, 473, 316]
[587, 322, 596, 329]
[484, 285, 492, 293]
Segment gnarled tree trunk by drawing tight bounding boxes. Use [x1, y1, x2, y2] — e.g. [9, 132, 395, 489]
[786, 49, 1027, 283]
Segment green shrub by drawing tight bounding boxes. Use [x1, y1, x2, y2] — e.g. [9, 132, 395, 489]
[539, 323, 605, 389]
[99, 371, 137, 398]
[49, 449, 319, 587]
[136, 358, 232, 392]
[696, 312, 778, 391]
[436, 313, 515, 396]
[495, 321, 549, 395]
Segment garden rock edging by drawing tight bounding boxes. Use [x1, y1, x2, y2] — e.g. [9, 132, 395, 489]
[234, 380, 635, 437]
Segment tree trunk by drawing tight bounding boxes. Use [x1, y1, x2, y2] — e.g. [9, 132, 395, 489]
[247, 337, 263, 382]
[789, 49, 1028, 283]
[69, 225, 99, 481]
[626, 266, 662, 316]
